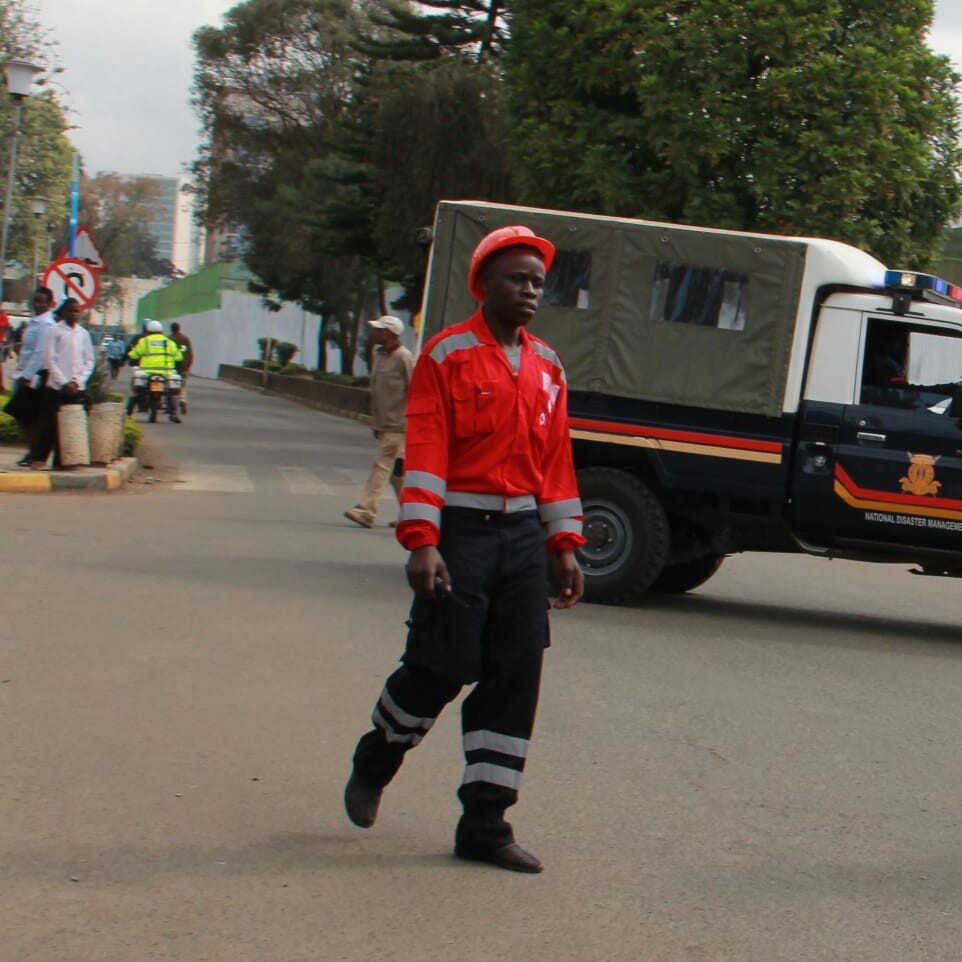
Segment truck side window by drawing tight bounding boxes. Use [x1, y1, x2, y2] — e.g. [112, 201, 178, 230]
[543, 249, 591, 309]
[651, 261, 748, 330]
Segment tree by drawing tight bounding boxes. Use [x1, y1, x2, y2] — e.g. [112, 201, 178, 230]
[507, 0, 962, 266]
[80, 174, 177, 279]
[191, 0, 518, 368]
[355, 0, 509, 61]
[1, 0, 73, 281]
[326, 55, 516, 312]
[72, 173, 178, 317]
[317, 0, 516, 314]
[192, 0, 377, 371]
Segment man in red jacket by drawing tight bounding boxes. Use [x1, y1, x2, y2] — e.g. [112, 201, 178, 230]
[344, 225, 585, 874]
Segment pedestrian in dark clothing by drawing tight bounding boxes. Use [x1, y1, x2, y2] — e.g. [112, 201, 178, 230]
[169, 321, 193, 414]
[344, 225, 586, 874]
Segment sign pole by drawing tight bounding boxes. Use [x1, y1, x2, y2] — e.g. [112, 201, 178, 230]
[68, 152, 80, 257]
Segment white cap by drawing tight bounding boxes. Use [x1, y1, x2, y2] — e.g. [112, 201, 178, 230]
[367, 315, 404, 336]
[146, 319, 163, 333]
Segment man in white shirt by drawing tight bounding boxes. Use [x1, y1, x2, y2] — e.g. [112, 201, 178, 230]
[7, 286, 57, 467]
[48, 298, 95, 396]
[32, 297, 95, 467]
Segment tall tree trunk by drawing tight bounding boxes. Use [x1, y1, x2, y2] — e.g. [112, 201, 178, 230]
[317, 311, 330, 373]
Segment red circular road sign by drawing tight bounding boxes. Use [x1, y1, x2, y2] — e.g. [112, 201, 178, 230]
[42, 256, 101, 310]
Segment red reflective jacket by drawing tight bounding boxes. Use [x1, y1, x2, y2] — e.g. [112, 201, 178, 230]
[396, 310, 585, 555]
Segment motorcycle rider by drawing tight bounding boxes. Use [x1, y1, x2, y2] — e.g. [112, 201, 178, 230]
[126, 319, 184, 423]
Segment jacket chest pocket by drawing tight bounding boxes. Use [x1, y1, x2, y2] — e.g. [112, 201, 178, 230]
[451, 380, 498, 437]
[528, 389, 551, 451]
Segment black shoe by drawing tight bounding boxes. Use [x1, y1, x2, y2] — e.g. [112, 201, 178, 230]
[454, 841, 544, 874]
[170, 415, 181, 424]
[344, 771, 382, 828]
[16, 455, 30, 467]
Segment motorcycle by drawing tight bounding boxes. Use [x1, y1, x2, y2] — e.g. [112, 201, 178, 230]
[128, 368, 182, 423]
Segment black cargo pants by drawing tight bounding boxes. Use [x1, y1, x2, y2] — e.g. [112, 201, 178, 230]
[352, 507, 548, 851]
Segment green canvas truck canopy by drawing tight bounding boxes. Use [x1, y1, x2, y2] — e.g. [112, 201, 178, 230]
[422, 200, 814, 417]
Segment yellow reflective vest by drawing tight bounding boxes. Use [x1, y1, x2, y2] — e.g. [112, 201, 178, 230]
[128, 333, 183, 373]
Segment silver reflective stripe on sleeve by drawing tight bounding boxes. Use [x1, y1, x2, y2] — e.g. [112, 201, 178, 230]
[403, 470, 446, 497]
[529, 340, 566, 380]
[538, 498, 584, 523]
[545, 518, 583, 539]
[463, 729, 530, 758]
[399, 502, 442, 525]
[462, 762, 523, 790]
[429, 331, 482, 364]
[445, 491, 537, 513]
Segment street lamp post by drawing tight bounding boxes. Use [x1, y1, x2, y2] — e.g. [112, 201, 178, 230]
[0, 60, 43, 295]
[30, 194, 47, 280]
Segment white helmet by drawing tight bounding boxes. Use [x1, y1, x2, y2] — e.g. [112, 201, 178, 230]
[146, 319, 163, 333]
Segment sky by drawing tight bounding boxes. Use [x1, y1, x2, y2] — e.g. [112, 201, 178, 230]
[30, 0, 962, 181]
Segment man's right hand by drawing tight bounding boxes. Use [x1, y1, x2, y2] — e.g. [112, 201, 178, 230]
[406, 545, 451, 599]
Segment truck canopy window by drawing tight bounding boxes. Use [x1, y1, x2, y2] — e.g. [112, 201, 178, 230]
[651, 261, 748, 330]
[543, 248, 591, 309]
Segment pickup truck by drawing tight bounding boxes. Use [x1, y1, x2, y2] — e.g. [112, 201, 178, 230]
[419, 200, 962, 604]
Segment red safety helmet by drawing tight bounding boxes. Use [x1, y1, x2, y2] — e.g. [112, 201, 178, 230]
[467, 225, 556, 302]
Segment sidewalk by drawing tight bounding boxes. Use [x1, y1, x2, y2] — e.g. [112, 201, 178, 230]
[0, 446, 138, 493]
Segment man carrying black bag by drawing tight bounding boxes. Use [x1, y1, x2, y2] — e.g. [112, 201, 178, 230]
[5, 287, 56, 468]
[344, 226, 585, 874]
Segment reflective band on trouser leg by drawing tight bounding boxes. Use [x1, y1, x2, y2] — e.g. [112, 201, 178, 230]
[372, 684, 437, 746]
[352, 663, 464, 790]
[462, 729, 531, 789]
[463, 762, 522, 790]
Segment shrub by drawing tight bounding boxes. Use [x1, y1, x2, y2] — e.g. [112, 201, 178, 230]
[1, 389, 141, 455]
[0, 409, 24, 443]
[85, 358, 113, 404]
[279, 363, 310, 376]
[0, 390, 22, 443]
[242, 359, 282, 371]
[312, 370, 370, 388]
[275, 341, 298, 366]
[123, 418, 143, 456]
[255, 339, 299, 365]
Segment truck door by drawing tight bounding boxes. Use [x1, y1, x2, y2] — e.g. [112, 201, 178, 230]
[790, 316, 962, 550]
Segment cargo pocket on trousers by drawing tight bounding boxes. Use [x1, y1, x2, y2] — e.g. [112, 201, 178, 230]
[401, 594, 481, 684]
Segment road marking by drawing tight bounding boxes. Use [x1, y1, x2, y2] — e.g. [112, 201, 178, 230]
[330, 466, 370, 485]
[178, 464, 255, 493]
[278, 467, 335, 495]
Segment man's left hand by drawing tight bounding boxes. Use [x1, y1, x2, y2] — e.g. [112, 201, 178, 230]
[551, 549, 583, 609]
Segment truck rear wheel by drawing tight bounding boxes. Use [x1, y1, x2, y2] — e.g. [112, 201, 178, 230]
[650, 554, 724, 594]
[576, 467, 669, 605]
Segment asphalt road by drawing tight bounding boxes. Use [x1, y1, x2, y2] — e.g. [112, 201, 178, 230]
[3, 376, 962, 962]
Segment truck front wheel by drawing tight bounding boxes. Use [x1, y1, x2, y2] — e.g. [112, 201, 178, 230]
[650, 554, 724, 594]
[575, 467, 669, 605]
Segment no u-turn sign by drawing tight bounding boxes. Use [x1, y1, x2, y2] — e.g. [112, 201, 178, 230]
[42, 257, 101, 310]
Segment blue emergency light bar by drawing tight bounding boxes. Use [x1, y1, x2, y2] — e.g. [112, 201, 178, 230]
[884, 269, 962, 306]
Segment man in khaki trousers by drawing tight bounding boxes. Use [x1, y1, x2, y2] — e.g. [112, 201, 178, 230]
[344, 316, 414, 528]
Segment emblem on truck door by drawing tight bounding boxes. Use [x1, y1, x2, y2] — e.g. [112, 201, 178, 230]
[900, 453, 942, 496]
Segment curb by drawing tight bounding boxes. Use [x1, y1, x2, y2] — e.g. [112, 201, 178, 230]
[0, 457, 139, 494]
[219, 367, 372, 424]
